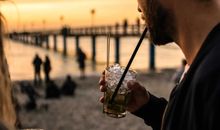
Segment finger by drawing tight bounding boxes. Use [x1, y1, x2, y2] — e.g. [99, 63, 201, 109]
[127, 80, 139, 90]
[100, 85, 107, 92]
[99, 96, 104, 103]
[102, 70, 105, 75]
[99, 77, 106, 85]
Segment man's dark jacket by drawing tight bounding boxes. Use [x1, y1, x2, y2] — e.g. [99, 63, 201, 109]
[133, 23, 220, 130]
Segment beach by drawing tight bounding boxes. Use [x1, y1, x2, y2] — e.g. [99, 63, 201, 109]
[6, 31, 183, 130]
[14, 68, 176, 130]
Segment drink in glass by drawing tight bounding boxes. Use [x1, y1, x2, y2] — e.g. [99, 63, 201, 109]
[103, 64, 136, 118]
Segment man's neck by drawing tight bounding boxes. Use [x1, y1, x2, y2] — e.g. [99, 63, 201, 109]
[177, 21, 219, 65]
[175, 4, 220, 65]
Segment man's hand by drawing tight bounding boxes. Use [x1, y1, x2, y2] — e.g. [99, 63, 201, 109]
[126, 81, 150, 112]
[99, 72, 150, 113]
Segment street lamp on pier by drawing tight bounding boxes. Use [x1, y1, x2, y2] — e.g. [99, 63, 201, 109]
[60, 15, 64, 28]
[91, 9, 96, 27]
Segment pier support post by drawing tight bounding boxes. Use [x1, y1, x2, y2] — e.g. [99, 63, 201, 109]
[149, 43, 155, 70]
[38, 35, 43, 47]
[31, 36, 34, 44]
[115, 36, 120, 64]
[20, 35, 23, 42]
[24, 35, 27, 43]
[25, 35, 28, 43]
[62, 27, 69, 56]
[45, 35, 49, 49]
[28, 36, 31, 44]
[35, 36, 39, 46]
[63, 35, 67, 56]
[92, 35, 96, 63]
[22, 35, 24, 43]
[75, 36, 80, 52]
[53, 34, 57, 51]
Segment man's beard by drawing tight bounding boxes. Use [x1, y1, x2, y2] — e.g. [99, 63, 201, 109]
[146, 0, 176, 45]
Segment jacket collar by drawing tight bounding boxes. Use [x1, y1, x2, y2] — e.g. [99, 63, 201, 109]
[179, 23, 220, 86]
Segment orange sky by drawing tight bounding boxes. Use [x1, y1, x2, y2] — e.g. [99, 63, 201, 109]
[0, 0, 142, 31]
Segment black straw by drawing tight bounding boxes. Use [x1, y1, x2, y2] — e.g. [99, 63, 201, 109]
[109, 27, 148, 103]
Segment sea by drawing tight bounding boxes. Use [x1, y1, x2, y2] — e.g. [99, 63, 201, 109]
[4, 36, 184, 81]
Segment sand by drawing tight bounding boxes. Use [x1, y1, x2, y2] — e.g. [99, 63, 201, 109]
[13, 69, 176, 130]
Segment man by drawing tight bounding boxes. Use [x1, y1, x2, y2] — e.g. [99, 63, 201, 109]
[45, 80, 60, 99]
[33, 54, 42, 85]
[77, 48, 87, 79]
[99, 0, 220, 130]
[171, 59, 187, 84]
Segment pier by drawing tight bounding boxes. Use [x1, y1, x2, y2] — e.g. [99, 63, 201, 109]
[9, 24, 155, 70]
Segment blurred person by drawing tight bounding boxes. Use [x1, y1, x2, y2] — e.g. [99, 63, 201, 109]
[76, 48, 87, 79]
[61, 75, 77, 96]
[45, 80, 60, 99]
[99, 0, 220, 130]
[123, 19, 128, 35]
[19, 82, 40, 111]
[43, 55, 51, 83]
[0, 12, 17, 129]
[171, 59, 187, 84]
[32, 54, 42, 85]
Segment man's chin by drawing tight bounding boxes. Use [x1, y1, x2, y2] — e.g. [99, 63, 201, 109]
[153, 42, 172, 46]
[149, 36, 174, 46]
[148, 31, 174, 45]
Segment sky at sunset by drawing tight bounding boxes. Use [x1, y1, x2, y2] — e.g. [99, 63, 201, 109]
[0, 0, 142, 31]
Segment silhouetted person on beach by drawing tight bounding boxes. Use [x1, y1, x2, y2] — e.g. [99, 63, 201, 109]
[20, 82, 40, 111]
[45, 80, 60, 99]
[76, 48, 87, 79]
[43, 55, 51, 83]
[32, 54, 42, 85]
[123, 19, 128, 35]
[61, 75, 77, 96]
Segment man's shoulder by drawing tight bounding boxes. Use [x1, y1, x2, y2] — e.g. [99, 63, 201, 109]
[187, 32, 220, 86]
[195, 46, 220, 79]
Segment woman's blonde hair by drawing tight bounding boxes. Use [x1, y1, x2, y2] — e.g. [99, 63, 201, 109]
[0, 12, 16, 129]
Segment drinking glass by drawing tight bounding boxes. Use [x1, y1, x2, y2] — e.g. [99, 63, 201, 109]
[103, 64, 136, 118]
